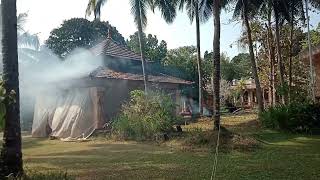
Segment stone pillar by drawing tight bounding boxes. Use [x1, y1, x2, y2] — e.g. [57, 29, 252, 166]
[248, 91, 252, 106]
[175, 89, 181, 114]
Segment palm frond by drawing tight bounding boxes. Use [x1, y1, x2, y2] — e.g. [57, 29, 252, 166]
[85, 0, 107, 20]
[95, 0, 108, 20]
[310, 0, 320, 10]
[154, 0, 177, 23]
[85, 0, 96, 18]
[17, 13, 28, 33]
[130, 0, 148, 29]
[232, 0, 264, 20]
[18, 32, 40, 51]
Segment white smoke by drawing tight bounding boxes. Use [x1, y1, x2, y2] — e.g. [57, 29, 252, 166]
[18, 47, 104, 130]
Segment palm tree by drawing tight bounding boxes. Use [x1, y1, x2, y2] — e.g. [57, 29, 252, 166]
[85, 0, 107, 20]
[287, 0, 305, 102]
[18, 32, 40, 51]
[177, 0, 211, 115]
[201, 0, 231, 129]
[198, 0, 222, 129]
[266, 10, 276, 106]
[263, 0, 319, 103]
[274, 0, 289, 104]
[212, 0, 221, 129]
[131, 0, 150, 92]
[232, 0, 264, 113]
[16, 12, 41, 51]
[0, 0, 23, 177]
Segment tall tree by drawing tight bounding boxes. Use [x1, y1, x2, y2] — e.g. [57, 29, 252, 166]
[131, 0, 178, 92]
[45, 18, 125, 57]
[202, 0, 223, 129]
[0, 0, 23, 177]
[260, 0, 291, 104]
[212, 0, 221, 129]
[274, 0, 287, 104]
[177, 0, 211, 115]
[287, 0, 305, 102]
[203, 0, 236, 129]
[232, 0, 264, 113]
[131, 0, 150, 92]
[85, 0, 108, 20]
[127, 32, 168, 63]
[266, 13, 276, 106]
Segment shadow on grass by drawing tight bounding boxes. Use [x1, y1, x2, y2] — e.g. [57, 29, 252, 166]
[254, 130, 320, 146]
[22, 137, 49, 149]
[23, 140, 215, 179]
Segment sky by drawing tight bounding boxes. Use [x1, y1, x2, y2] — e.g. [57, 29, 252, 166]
[17, 0, 320, 58]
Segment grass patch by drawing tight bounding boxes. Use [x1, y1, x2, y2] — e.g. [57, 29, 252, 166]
[1, 113, 320, 179]
[6, 170, 74, 180]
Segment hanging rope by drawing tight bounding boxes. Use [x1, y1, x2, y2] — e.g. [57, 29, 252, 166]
[210, 122, 221, 180]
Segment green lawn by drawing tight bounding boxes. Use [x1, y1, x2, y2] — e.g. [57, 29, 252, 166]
[8, 114, 320, 179]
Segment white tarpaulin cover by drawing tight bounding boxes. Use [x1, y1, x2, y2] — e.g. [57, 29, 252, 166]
[32, 87, 105, 140]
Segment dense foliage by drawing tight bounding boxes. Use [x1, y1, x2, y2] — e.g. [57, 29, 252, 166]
[112, 90, 179, 140]
[204, 52, 251, 82]
[259, 103, 320, 134]
[302, 23, 320, 49]
[127, 32, 168, 62]
[45, 18, 126, 57]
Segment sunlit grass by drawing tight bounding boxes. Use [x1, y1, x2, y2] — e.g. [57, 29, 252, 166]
[1, 113, 320, 179]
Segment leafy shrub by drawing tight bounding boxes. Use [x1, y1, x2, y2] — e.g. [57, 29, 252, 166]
[259, 103, 320, 133]
[0, 81, 6, 131]
[112, 90, 180, 140]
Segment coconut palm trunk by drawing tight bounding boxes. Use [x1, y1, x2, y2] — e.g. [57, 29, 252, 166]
[212, 0, 221, 130]
[135, 0, 148, 92]
[305, 0, 315, 101]
[266, 24, 276, 106]
[266, 5, 276, 106]
[288, 7, 294, 103]
[274, 7, 286, 104]
[0, 0, 23, 177]
[242, 0, 264, 113]
[195, 3, 203, 115]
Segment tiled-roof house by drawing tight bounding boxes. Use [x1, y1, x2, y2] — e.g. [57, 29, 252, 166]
[230, 78, 270, 108]
[31, 35, 192, 139]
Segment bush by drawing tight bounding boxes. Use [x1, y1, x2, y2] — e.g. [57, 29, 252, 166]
[112, 90, 180, 140]
[259, 103, 320, 133]
[0, 82, 6, 131]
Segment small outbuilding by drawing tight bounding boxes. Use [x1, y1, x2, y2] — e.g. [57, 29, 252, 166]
[230, 78, 270, 108]
[31, 36, 192, 139]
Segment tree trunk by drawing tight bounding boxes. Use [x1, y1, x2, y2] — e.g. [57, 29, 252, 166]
[195, 3, 203, 115]
[274, 7, 287, 104]
[0, 0, 23, 177]
[213, 0, 221, 130]
[267, 11, 276, 106]
[243, 0, 264, 113]
[288, 7, 294, 103]
[305, 0, 315, 101]
[136, 0, 148, 93]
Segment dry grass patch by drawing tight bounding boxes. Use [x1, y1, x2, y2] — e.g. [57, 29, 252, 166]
[164, 112, 261, 153]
